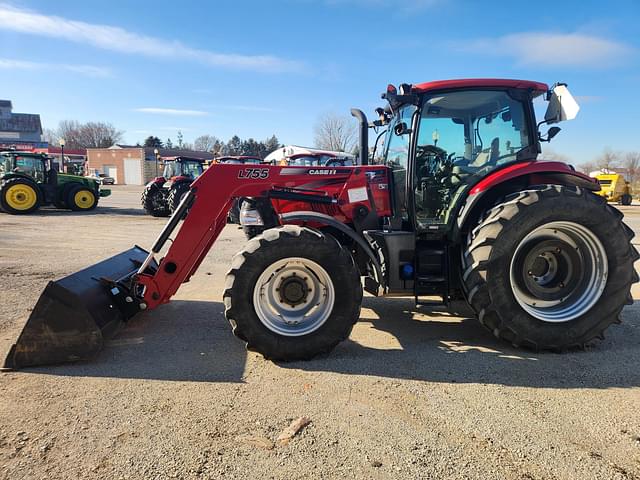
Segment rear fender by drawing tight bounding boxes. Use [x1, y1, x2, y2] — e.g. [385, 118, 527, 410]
[456, 161, 600, 238]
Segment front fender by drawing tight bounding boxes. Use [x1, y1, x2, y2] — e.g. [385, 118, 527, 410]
[280, 211, 385, 292]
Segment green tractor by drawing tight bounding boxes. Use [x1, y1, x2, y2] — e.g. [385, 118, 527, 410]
[0, 150, 111, 214]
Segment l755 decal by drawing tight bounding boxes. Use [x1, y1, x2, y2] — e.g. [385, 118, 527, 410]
[238, 168, 269, 179]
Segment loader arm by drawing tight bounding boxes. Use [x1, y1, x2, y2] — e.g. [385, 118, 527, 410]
[134, 164, 373, 310]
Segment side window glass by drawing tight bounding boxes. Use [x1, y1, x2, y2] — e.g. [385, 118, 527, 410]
[384, 105, 416, 221]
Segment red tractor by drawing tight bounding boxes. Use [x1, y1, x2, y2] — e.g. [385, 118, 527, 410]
[5, 79, 638, 369]
[141, 156, 204, 216]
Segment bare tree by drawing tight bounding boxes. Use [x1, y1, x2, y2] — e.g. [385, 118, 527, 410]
[50, 120, 123, 148]
[313, 113, 357, 152]
[577, 161, 596, 175]
[193, 134, 219, 152]
[541, 148, 570, 163]
[595, 147, 619, 172]
[623, 151, 640, 184]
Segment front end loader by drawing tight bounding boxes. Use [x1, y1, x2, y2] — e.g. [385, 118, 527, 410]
[4, 79, 638, 369]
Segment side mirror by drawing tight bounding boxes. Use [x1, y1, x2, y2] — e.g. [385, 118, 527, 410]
[544, 84, 580, 124]
[540, 126, 561, 142]
[394, 122, 411, 136]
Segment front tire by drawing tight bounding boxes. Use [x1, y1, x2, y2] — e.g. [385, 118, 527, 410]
[224, 225, 362, 361]
[167, 182, 191, 213]
[67, 185, 98, 211]
[141, 184, 169, 217]
[463, 185, 638, 350]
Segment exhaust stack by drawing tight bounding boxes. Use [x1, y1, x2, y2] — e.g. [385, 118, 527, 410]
[350, 108, 369, 166]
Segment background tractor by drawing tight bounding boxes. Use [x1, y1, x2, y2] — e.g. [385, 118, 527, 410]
[141, 156, 204, 216]
[591, 172, 633, 205]
[0, 149, 109, 214]
[5, 79, 639, 370]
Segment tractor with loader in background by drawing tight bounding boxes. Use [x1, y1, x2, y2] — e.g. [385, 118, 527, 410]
[0, 149, 110, 214]
[4, 78, 638, 370]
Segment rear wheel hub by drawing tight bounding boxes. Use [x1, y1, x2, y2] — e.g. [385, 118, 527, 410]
[510, 221, 608, 323]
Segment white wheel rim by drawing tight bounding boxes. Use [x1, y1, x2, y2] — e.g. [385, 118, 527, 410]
[509, 221, 608, 323]
[253, 257, 335, 336]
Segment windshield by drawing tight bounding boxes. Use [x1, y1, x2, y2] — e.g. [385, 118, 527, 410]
[382, 104, 417, 222]
[0, 155, 9, 175]
[181, 160, 203, 178]
[163, 161, 178, 178]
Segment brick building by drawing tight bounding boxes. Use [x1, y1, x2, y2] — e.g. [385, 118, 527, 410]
[86, 145, 215, 185]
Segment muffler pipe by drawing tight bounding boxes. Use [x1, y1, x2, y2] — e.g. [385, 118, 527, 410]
[350, 108, 369, 166]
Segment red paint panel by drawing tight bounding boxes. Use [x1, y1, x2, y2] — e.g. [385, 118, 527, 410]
[412, 78, 548, 95]
[470, 161, 596, 195]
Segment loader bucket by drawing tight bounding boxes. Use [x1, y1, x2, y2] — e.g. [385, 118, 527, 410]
[3, 246, 155, 370]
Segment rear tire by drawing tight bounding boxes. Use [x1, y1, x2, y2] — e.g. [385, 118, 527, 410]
[224, 225, 362, 361]
[0, 177, 41, 214]
[463, 185, 638, 350]
[621, 194, 632, 206]
[141, 184, 169, 217]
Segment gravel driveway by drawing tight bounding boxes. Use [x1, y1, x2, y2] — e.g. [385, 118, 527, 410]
[1, 186, 639, 479]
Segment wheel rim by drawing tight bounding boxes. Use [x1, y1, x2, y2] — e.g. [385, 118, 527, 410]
[74, 190, 95, 209]
[253, 257, 335, 336]
[5, 184, 37, 210]
[509, 221, 608, 323]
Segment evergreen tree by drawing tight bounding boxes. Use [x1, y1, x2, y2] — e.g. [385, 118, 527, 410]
[143, 136, 163, 148]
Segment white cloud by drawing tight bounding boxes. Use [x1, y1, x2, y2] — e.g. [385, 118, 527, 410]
[0, 4, 303, 73]
[134, 108, 209, 116]
[462, 32, 633, 67]
[0, 57, 111, 77]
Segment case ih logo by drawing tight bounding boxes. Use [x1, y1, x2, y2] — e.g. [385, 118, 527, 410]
[308, 169, 337, 175]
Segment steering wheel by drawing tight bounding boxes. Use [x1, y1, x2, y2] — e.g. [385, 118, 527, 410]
[417, 145, 447, 158]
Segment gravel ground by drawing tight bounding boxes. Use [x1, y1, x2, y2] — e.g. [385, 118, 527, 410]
[1, 186, 639, 480]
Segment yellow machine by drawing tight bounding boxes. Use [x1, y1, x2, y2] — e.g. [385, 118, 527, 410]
[593, 173, 633, 205]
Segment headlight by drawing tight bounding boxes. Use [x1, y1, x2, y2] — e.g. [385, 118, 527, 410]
[240, 208, 264, 226]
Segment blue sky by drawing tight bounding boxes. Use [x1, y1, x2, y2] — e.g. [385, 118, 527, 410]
[1, 0, 638, 164]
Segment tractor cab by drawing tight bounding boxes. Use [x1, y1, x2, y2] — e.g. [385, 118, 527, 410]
[378, 80, 579, 233]
[162, 156, 204, 181]
[0, 151, 50, 183]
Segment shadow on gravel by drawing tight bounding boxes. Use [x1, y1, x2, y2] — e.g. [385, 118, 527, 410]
[16, 297, 640, 388]
[20, 300, 247, 383]
[284, 297, 640, 390]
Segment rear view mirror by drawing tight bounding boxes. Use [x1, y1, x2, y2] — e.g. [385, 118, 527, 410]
[545, 84, 580, 124]
[394, 122, 411, 136]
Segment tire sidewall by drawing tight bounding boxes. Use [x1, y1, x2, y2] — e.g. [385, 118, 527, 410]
[1, 177, 42, 214]
[486, 188, 631, 344]
[67, 185, 98, 211]
[228, 229, 361, 358]
[142, 184, 169, 216]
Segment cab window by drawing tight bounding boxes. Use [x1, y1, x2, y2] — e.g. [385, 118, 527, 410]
[413, 90, 530, 229]
[383, 105, 416, 221]
[14, 155, 45, 182]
